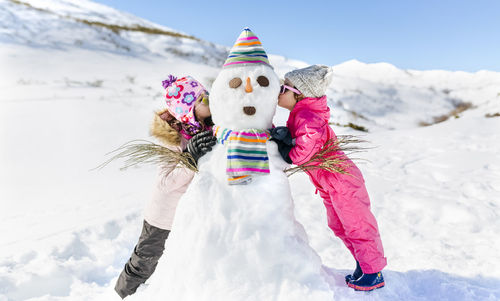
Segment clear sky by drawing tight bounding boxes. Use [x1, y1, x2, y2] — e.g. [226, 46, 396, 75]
[94, 0, 500, 72]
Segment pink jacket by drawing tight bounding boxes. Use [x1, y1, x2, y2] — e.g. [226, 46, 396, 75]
[143, 111, 195, 230]
[287, 96, 360, 182]
[287, 96, 387, 274]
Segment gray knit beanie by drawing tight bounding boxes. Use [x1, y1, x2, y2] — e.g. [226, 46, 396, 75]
[285, 65, 333, 98]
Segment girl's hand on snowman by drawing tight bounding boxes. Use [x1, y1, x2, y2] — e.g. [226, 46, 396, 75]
[271, 140, 293, 164]
[269, 127, 294, 164]
[184, 130, 217, 163]
[270, 126, 294, 146]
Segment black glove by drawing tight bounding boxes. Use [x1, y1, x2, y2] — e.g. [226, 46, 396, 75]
[184, 130, 217, 164]
[269, 126, 293, 164]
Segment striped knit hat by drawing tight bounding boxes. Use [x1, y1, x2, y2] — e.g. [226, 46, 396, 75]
[223, 27, 272, 69]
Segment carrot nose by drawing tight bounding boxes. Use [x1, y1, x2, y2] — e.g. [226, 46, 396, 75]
[245, 77, 253, 93]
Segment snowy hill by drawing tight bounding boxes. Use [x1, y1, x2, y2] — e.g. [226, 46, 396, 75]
[1, 0, 500, 300]
[0, 0, 228, 66]
[3, 0, 500, 132]
[329, 60, 500, 130]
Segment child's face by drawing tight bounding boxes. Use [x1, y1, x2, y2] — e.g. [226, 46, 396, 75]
[278, 79, 297, 111]
[194, 92, 211, 122]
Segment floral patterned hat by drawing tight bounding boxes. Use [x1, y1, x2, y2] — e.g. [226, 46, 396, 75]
[162, 75, 207, 138]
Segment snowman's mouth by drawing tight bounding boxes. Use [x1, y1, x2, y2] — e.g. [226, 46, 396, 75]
[243, 106, 256, 116]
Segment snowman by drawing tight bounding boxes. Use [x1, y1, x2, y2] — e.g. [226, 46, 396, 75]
[129, 28, 332, 301]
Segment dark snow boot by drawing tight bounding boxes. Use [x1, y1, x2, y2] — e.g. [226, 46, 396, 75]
[347, 271, 385, 291]
[114, 220, 170, 299]
[345, 260, 362, 284]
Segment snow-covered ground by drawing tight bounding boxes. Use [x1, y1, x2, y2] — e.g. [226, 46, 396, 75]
[1, 0, 500, 300]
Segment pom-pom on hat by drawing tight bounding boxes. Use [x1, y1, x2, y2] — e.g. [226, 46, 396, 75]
[162, 75, 207, 137]
[223, 27, 272, 69]
[285, 65, 333, 98]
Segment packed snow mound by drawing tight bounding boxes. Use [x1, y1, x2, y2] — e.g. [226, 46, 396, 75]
[128, 144, 333, 301]
[129, 38, 334, 299]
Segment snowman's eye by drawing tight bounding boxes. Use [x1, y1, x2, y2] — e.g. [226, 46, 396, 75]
[229, 77, 242, 88]
[257, 76, 269, 87]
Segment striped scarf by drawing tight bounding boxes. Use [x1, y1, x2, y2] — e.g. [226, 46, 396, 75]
[213, 126, 270, 185]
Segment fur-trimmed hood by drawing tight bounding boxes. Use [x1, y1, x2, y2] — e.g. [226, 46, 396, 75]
[150, 109, 182, 147]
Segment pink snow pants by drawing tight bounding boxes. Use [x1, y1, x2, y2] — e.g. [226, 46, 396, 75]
[311, 165, 387, 274]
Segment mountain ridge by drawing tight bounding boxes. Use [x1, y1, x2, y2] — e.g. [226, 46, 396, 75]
[1, 0, 499, 131]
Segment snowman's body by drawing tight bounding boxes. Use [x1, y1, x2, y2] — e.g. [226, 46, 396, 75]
[129, 29, 332, 300]
[132, 142, 332, 300]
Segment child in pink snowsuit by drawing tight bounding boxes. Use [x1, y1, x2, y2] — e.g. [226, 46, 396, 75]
[272, 65, 387, 291]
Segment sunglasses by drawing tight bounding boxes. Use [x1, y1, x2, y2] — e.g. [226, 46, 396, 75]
[280, 84, 301, 95]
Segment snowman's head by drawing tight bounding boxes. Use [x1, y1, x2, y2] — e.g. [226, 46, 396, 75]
[210, 64, 279, 130]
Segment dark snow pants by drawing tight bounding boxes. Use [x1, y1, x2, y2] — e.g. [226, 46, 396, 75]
[114, 220, 170, 299]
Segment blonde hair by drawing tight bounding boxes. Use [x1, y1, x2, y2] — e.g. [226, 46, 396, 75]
[294, 93, 305, 102]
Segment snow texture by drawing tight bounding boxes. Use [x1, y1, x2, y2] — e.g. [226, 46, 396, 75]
[1, 0, 500, 300]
